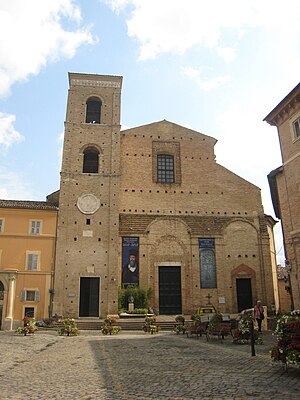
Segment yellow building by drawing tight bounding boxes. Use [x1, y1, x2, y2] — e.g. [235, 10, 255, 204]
[0, 196, 57, 330]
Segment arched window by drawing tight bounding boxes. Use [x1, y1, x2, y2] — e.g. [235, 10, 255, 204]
[86, 97, 102, 124]
[83, 147, 99, 173]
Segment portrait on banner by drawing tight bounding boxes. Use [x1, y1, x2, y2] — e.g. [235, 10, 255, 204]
[122, 237, 139, 288]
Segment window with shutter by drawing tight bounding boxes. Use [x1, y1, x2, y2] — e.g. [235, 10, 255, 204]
[20, 290, 26, 302]
[30, 220, 41, 234]
[35, 290, 40, 302]
[27, 253, 39, 271]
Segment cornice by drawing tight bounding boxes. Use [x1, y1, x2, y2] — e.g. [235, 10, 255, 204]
[264, 83, 300, 127]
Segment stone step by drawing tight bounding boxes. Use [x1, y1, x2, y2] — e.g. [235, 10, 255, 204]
[74, 320, 176, 331]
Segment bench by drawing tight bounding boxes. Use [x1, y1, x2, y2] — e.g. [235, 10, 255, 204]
[186, 322, 207, 339]
[206, 322, 232, 343]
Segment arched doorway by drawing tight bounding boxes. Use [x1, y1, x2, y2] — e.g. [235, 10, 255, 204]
[231, 264, 256, 313]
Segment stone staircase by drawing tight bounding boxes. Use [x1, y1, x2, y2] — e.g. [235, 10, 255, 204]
[75, 318, 177, 331]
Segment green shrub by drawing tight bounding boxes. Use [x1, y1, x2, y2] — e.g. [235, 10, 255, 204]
[121, 308, 148, 314]
[118, 287, 151, 310]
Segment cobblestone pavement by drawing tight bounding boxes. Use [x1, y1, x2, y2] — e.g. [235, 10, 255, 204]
[0, 330, 299, 400]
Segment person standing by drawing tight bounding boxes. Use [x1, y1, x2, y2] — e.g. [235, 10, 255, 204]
[254, 300, 264, 332]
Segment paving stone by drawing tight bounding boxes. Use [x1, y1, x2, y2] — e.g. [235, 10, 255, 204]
[0, 330, 299, 399]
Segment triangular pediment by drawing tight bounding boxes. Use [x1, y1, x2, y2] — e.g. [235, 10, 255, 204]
[121, 119, 217, 145]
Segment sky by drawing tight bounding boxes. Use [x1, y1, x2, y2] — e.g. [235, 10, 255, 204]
[1, 0, 299, 264]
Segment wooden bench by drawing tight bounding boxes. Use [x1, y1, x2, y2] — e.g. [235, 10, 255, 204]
[186, 322, 207, 339]
[206, 322, 232, 343]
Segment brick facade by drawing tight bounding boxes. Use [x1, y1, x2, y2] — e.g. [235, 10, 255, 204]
[53, 72, 276, 318]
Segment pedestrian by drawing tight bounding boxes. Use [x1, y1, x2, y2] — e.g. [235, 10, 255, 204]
[254, 300, 264, 332]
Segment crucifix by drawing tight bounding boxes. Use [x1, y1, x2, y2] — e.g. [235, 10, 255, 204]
[206, 293, 212, 305]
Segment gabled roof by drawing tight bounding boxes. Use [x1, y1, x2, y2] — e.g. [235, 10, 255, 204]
[0, 199, 58, 211]
[121, 119, 217, 145]
[264, 83, 300, 126]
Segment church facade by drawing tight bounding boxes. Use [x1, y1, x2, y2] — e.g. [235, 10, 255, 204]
[52, 72, 276, 318]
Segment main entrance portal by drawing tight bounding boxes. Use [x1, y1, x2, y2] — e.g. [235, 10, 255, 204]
[236, 278, 253, 312]
[79, 277, 100, 317]
[159, 266, 182, 315]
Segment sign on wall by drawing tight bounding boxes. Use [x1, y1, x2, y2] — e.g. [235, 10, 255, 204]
[122, 237, 139, 288]
[199, 238, 217, 288]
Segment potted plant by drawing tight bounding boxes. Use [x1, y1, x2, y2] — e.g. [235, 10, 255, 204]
[174, 315, 186, 334]
[143, 316, 159, 334]
[58, 318, 79, 336]
[100, 316, 121, 335]
[16, 316, 37, 336]
[271, 309, 300, 367]
[232, 312, 260, 344]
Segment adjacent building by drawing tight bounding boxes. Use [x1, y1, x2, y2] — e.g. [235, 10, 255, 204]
[0, 198, 57, 330]
[264, 82, 300, 310]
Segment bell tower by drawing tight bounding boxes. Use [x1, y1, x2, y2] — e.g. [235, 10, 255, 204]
[53, 73, 122, 318]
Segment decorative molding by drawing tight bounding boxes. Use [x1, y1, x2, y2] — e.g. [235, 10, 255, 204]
[77, 194, 100, 215]
[71, 79, 121, 88]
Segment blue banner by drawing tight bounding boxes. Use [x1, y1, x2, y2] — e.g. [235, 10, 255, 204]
[122, 237, 139, 288]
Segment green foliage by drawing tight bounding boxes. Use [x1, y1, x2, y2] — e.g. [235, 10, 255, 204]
[58, 318, 79, 336]
[232, 312, 259, 344]
[101, 315, 121, 335]
[120, 308, 148, 314]
[101, 325, 121, 335]
[174, 324, 186, 335]
[174, 315, 186, 334]
[208, 312, 223, 329]
[149, 325, 159, 334]
[191, 313, 202, 323]
[118, 287, 151, 310]
[143, 315, 159, 334]
[271, 309, 300, 366]
[16, 317, 37, 335]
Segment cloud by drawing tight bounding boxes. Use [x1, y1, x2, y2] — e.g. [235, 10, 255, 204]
[216, 47, 236, 64]
[0, 0, 95, 96]
[103, 0, 131, 12]
[215, 100, 280, 177]
[0, 112, 24, 151]
[0, 166, 33, 200]
[105, 0, 300, 61]
[181, 66, 231, 91]
[214, 92, 283, 214]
